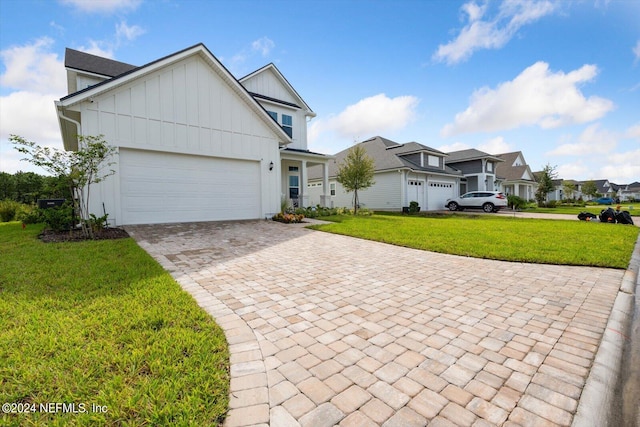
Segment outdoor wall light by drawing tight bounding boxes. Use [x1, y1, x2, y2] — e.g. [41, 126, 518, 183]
[269, 161, 274, 171]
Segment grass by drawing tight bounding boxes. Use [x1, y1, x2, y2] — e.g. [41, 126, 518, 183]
[0, 222, 229, 426]
[310, 213, 639, 269]
[524, 203, 639, 216]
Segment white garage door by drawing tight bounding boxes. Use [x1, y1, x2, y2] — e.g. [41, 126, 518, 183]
[119, 149, 261, 225]
[427, 181, 456, 211]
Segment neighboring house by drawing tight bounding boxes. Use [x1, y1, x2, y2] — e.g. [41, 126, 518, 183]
[307, 136, 462, 211]
[616, 182, 640, 201]
[445, 149, 504, 194]
[56, 44, 330, 225]
[592, 179, 616, 199]
[495, 151, 536, 201]
[546, 179, 565, 201]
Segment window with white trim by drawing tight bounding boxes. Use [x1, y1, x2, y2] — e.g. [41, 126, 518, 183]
[330, 182, 336, 196]
[282, 114, 293, 137]
[428, 155, 439, 167]
[267, 111, 277, 121]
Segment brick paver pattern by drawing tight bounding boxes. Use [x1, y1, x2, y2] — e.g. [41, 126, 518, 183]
[126, 221, 623, 427]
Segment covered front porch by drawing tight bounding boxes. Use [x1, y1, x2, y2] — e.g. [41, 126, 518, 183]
[280, 148, 331, 209]
[502, 180, 535, 201]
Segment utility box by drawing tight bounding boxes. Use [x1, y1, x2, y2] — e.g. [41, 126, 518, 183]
[37, 199, 66, 209]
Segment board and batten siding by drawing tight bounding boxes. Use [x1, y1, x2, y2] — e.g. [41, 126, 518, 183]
[241, 69, 298, 106]
[326, 171, 402, 210]
[242, 69, 308, 151]
[75, 55, 282, 224]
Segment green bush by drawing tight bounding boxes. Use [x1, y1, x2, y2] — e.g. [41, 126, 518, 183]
[41, 204, 74, 231]
[15, 204, 42, 224]
[0, 200, 21, 222]
[409, 201, 420, 214]
[507, 195, 527, 210]
[272, 212, 305, 223]
[293, 205, 340, 218]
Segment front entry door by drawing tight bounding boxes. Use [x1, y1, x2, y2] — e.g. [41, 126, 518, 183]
[288, 167, 300, 208]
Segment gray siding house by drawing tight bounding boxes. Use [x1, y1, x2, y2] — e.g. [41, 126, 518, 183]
[445, 149, 504, 195]
[307, 136, 462, 211]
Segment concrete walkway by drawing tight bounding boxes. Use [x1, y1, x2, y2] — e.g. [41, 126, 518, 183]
[126, 220, 628, 426]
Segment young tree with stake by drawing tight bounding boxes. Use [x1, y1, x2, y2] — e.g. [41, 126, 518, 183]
[335, 144, 375, 215]
[11, 134, 116, 239]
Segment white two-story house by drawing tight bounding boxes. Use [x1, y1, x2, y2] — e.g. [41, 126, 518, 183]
[55, 43, 330, 225]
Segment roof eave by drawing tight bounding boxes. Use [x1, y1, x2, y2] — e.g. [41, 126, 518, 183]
[58, 44, 293, 145]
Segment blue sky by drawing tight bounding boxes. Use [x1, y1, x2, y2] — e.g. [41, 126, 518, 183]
[1, 0, 639, 183]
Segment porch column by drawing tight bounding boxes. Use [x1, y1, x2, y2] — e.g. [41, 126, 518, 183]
[514, 183, 520, 198]
[322, 163, 329, 207]
[301, 160, 308, 208]
[400, 170, 406, 208]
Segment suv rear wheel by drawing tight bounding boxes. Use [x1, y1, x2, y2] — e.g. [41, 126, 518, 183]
[448, 202, 459, 211]
[482, 202, 495, 213]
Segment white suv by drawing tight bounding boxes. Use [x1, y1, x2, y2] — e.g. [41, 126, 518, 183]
[446, 191, 508, 213]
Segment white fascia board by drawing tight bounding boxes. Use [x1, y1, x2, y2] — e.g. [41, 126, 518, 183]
[58, 45, 293, 145]
[241, 63, 316, 118]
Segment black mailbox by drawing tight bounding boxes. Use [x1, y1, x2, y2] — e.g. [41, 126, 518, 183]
[37, 199, 66, 209]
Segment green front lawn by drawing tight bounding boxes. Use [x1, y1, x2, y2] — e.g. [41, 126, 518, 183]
[311, 214, 639, 269]
[0, 222, 229, 426]
[524, 203, 639, 216]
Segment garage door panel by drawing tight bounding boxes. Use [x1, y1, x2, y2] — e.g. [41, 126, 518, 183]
[428, 181, 456, 211]
[120, 149, 260, 224]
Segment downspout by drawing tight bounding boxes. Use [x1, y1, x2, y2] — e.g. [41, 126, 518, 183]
[56, 104, 82, 149]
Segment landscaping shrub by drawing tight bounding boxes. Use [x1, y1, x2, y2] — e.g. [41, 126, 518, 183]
[41, 203, 74, 231]
[272, 212, 305, 223]
[0, 200, 21, 222]
[15, 204, 42, 224]
[507, 195, 527, 210]
[409, 201, 420, 214]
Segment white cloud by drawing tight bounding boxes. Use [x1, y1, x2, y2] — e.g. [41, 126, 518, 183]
[116, 21, 145, 43]
[0, 91, 61, 142]
[252, 37, 275, 57]
[75, 40, 114, 58]
[633, 40, 640, 63]
[311, 94, 419, 143]
[624, 123, 640, 140]
[0, 39, 66, 174]
[478, 136, 513, 154]
[547, 123, 617, 156]
[59, 0, 142, 14]
[556, 161, 589, 181]
[441, 62, 614, 136]
[433, 0, 557, 65]
[435, 136, 512, 156]
[598, 149, 640, 183]
[229, 37, 276, 70]
[436, 142, 472, 153]
[0, 37, 66, 93]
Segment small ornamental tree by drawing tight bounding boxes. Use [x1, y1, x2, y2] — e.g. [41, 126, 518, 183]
[336, 144, 375, 214]
[535, 164, 557, 207]
[11, 134, 117, 239]
[582, 180, 599, 199]
[562, 181, 576, 201]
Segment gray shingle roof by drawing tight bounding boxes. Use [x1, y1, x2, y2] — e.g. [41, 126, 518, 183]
[65, 48, 137, 77]
[308, 136, 461, 180]
[446, 148, 503, 163]
[495, 151, 535, 181]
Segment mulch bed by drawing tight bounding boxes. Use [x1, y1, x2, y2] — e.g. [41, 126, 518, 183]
[39, 227, 130, 243]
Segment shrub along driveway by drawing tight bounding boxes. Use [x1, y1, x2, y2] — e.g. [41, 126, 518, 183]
[127, 220, 625, 427]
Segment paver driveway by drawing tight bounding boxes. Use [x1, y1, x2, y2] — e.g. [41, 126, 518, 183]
[126, 220, 624, 427]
